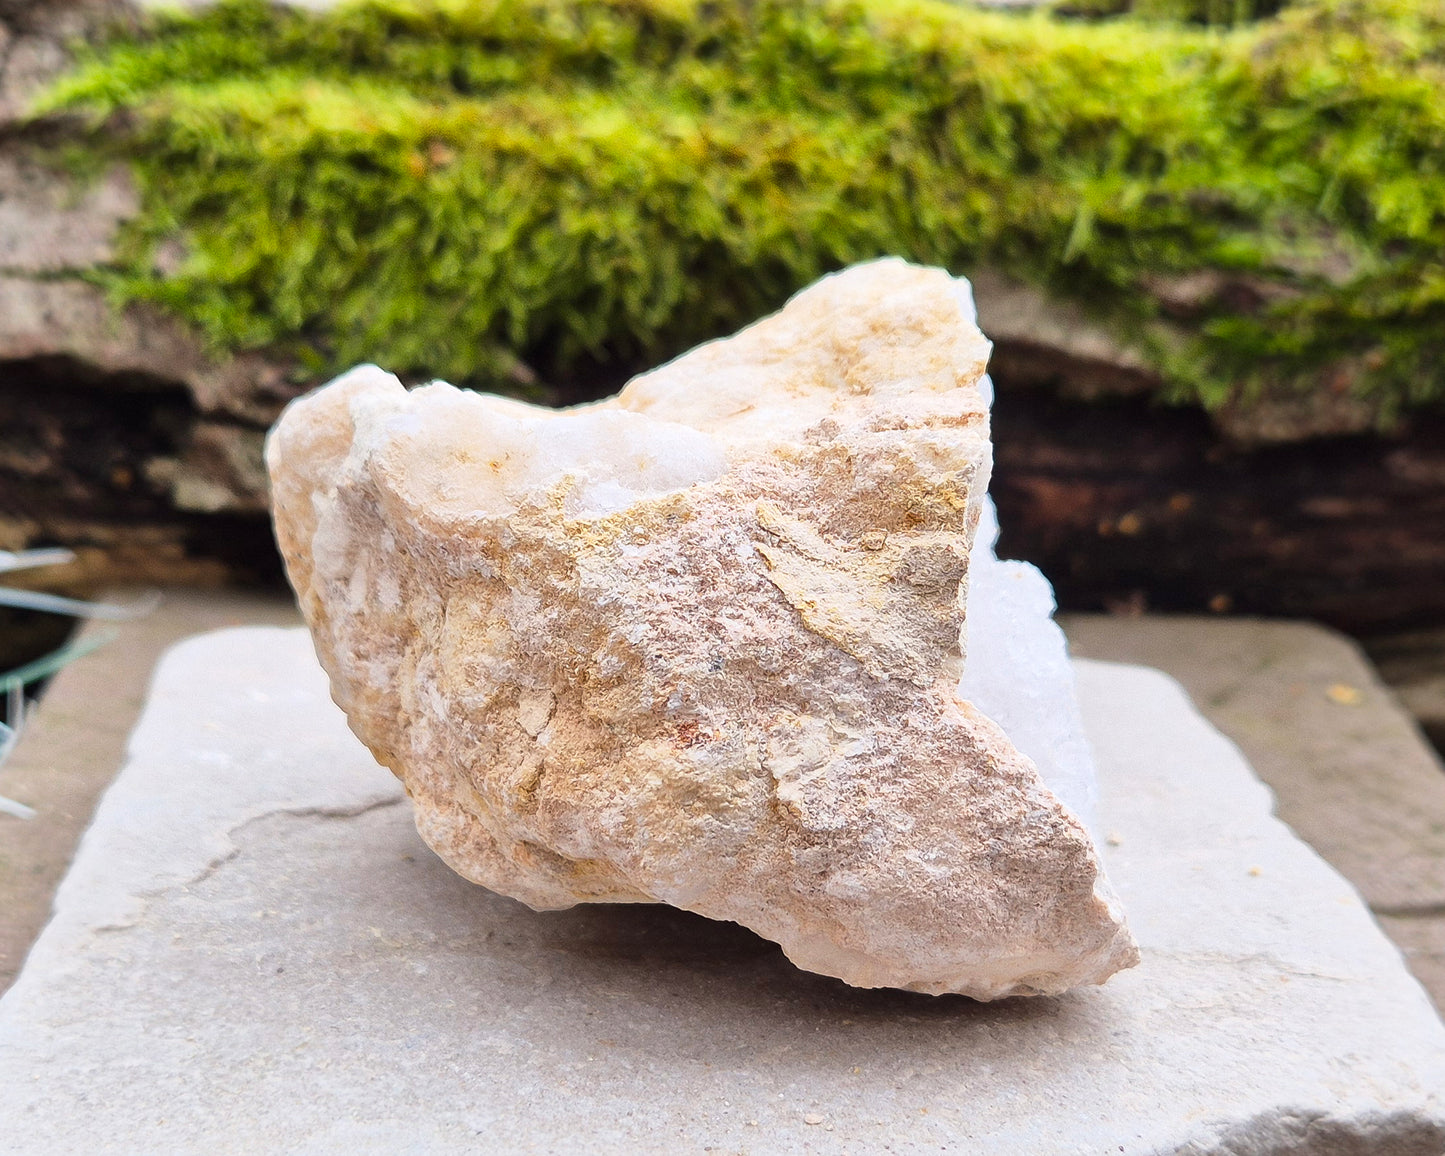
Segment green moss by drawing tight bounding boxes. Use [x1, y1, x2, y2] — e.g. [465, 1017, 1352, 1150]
[36, 0, 1445, 417]
[1055, 0, 1290, 25]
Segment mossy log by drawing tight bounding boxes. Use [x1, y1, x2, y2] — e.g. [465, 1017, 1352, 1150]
[35, 0, 1445, 433]
[2, 0, 1444, 630]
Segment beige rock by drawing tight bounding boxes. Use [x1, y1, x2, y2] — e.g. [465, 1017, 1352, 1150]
[266, 259, 1138, 998]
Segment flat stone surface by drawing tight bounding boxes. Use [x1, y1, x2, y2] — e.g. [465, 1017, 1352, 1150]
[1062, 615, 1445, 914]
[1063, 615, 1445, 1015]
[1, 628, 1442, 1154]
[0, 588, 300, 993]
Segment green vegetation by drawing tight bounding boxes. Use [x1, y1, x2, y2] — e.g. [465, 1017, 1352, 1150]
[37, 0, 1445, 417]
[1056, 0, 1290, 25]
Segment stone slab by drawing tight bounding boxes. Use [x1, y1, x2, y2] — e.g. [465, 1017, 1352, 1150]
[1379, 915, 1445, 1018]
[1062, 615, 1445, 915]
[1365, 626, 1445, 756]
[0, 588, 301, 994]
[1, 629, 1443, 1154]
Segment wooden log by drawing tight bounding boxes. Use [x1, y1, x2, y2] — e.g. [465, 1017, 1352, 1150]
[991, 382, 1445, 635]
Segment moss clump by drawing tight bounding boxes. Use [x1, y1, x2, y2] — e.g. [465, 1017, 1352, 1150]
[1055, 0, 1290, 25]
[37, 0, 1445, 416]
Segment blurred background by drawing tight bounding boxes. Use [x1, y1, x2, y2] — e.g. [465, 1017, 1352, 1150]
[0, 0, 1442, 754]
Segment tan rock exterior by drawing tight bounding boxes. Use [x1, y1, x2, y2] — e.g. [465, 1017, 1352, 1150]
[267, 260, 1137, 997]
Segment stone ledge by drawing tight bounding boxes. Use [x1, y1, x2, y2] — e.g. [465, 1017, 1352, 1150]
[0, 589, 301, 993]
[1064, 616, 1445, 1018]
[0, 628, 1441, 1153]
[1062, 616, 1445, 915]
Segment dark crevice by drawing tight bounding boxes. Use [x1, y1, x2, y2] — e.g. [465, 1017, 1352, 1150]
[0, 607, 74, 725]
[0, 355, 196, 525]
[0, 353, 282, 702]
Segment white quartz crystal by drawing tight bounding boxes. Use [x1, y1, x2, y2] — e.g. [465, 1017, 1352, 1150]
[947, 277, 1100, 830]
[960, 496, 1100, 830]
[267, 259, 1136, 998]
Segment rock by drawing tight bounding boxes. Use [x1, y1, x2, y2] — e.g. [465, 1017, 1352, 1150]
[266, 259, 1137, 998]
[1378, 915, 1445, 1014]
[1064, 615, 1445, 917]
[972, 264, 1384, 443]
[969, 265, 1161, 400]
[169, 421, 270, 514]
[0, 133, 298, 584]
[0, 588, 302, 995]
[0, 1, 136, 126]
[1210, 366, 1382, 444]
[0, 135, 297, 428]
[0, 271, 296, 423]
[0, 34, 66, 120]
[0, 354, 285, 591]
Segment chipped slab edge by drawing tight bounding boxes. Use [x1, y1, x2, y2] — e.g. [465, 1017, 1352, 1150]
[1072, 658, 1445, 1153]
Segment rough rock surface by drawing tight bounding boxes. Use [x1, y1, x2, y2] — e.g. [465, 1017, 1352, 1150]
[0, 1, 133, 126]
[267, 259, 1137, 998]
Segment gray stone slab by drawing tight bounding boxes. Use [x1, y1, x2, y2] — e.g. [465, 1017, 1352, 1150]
[1062, 615, 1445, 915]
[1, 628, 1443, 1154]
[0, 588, 301, 994]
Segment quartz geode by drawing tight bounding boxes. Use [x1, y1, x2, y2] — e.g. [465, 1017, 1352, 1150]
[266, 259, 1138, 998]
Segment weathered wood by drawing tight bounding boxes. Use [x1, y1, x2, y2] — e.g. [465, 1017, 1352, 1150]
[6, 361, 1444, 634]
[991, 381, 1445, 634]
